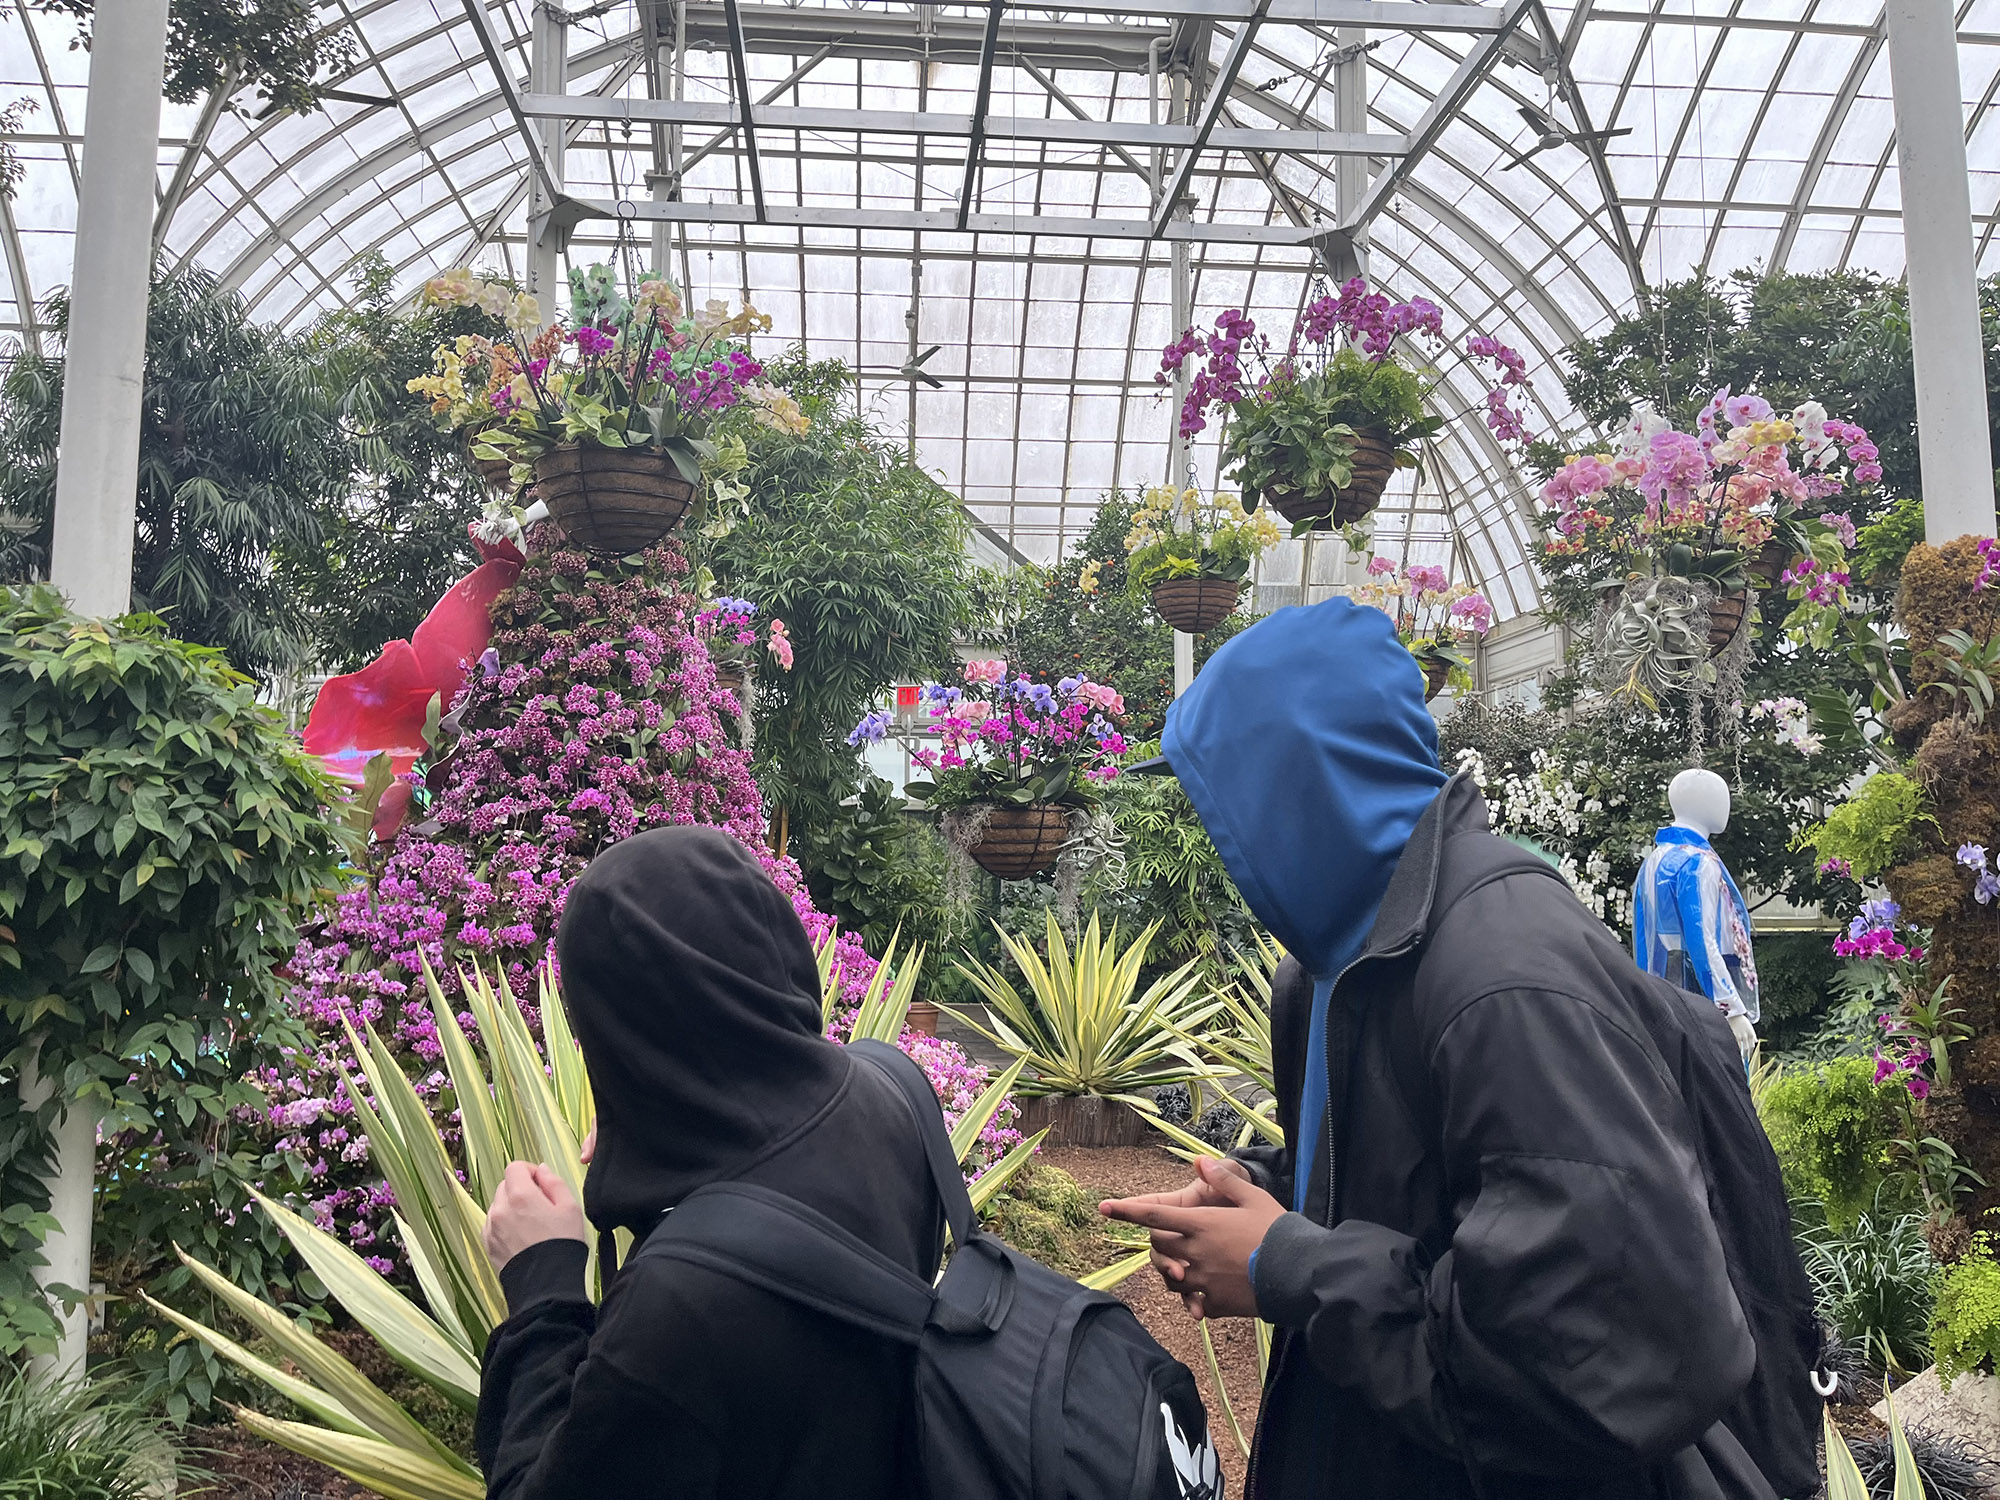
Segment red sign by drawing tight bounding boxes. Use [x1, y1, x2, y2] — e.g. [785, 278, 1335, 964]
[895, 684, 920, 710]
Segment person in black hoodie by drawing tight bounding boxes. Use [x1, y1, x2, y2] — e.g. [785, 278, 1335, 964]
[1100, 597, 1821, 1500]
[473, 825, 943, 1500]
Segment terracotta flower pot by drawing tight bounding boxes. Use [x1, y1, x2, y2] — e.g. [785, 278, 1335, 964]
[904, 1001, 940, 1038]
[965, 803, 1072, 880]
[1707, 589, 1751, 653]
[1422, 658, 1451, 700]
[1149, 577, 1243, 633]
[1014, 1093, 1153, 1148]
[535, 445, 697, 555]
[1261, 427, 1399, 531]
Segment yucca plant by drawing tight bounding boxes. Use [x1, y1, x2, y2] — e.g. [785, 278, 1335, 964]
[153, 953, 1066, 1499]
[1825, 1383, 1924, 1499]
[946, 912, 1220, 1102]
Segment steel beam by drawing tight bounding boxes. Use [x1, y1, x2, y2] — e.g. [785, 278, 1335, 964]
[1339, 0, 1532, 230]
[1524, 0, 1643, 292]
[893, 0, 1511, 27]
[680, 5, 1169, 70]
[565, 194, 1322, 244]
[518, 92, 1405, 155]
[1152, 0, 1274, 235]
[721, 0, 767, 223]
[460, 0, 560, 205]
[957, 0, 1007, 229]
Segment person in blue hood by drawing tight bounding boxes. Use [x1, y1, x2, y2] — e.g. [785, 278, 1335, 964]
[1101, 596, 1820, 1500]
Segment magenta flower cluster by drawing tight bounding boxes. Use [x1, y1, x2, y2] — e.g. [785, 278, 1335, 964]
[1834, 899, 1923, 962]
[1976, 537, 2000, 593]
[263, 529, 1024, 1264]
[1156, 277, 1529, 445]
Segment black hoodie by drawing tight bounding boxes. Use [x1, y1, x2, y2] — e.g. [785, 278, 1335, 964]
[474, 827, 944, 1499]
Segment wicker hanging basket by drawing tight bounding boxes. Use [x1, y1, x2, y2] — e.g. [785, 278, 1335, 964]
[1707, 589, 1751, 654]
[965, 804, 1072, 880]
[535, 445, 697, 555]
[1746, 537, 1794, 589]
[470, 450, 517, 492]
[1261, 428, 1399, 532]
[714, 661, 751, 701]
[1422, 659, 1451, 701]
[1149, 577, 1243, 633]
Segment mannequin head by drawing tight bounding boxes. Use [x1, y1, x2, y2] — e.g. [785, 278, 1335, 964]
[1668, 768, 1731, 838]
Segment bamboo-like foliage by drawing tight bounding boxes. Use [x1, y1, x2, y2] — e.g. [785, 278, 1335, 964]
[154, 951, 1064, 1498]
[946, 912, 1220, 1101]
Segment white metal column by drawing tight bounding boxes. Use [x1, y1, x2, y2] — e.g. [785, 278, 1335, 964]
[38, 0, 172, 1379]
[1884, 0, 1997, 542]
[1166, 64, 1196, 701]
[47, 0, 170, 618]
[529, 5, 569, 318]
[1330, 29, 1370, 283]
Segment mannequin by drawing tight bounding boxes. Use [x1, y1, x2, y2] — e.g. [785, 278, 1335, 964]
[1632, 769, 1761, 1063]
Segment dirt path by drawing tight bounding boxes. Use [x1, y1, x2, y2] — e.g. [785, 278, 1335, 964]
[1043, 1144, 1264, 1498]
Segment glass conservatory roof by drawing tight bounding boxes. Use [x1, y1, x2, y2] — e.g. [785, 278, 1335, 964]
[2, 0, 1994, 619]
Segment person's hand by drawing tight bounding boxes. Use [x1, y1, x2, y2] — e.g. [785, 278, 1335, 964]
[581, 1122, 597, 1164]
[1729, 1013, 1758, 1064]
[1098, 1157, 1284, 1320]
[483, 1162, 587, 1274]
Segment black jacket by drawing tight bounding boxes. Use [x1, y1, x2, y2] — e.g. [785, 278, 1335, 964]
[1233, 774, 1816, 1500]
[473, 828, 944, 1499]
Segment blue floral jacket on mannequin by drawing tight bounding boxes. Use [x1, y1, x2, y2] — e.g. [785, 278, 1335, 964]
[1631, 825, 1760, 1023]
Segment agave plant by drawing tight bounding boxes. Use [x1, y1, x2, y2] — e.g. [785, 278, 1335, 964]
[153, 952, 1078, 1499]
[945, 912, 1220, 1102]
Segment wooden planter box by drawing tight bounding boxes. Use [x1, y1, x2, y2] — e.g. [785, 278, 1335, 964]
[966, 804, 1072, 880]
[536, 445, 696, 555]
[1015, 1093, 1153, 1148]
[1150, 577, 1243, 634]
[1262, 428, 1398, 531]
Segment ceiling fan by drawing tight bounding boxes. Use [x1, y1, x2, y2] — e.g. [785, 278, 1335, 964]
[897, 343, 945, 390]
[1502, 102, 1632, 171]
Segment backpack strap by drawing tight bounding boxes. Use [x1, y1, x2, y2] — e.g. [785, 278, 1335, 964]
[634, 1039, 1002, 1343]
[847, 1038, 981, 1252]
[640, 1181, 934, 1345]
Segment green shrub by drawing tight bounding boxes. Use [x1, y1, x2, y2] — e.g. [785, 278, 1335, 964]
[1758, 1054, 1901, 1227]
[1799, 772, 1931, 881]
[0, 1369, 195, 1498]
[0, 585, 345, 1386]
[1752, 931, 1843, 1053]
[1797, 1194, 1935, 1372]
[1934, 1235, 2000, 1387]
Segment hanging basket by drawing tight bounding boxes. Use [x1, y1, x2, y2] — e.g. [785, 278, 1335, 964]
[1421, 659, 1451, 701]
[714, 661, 750, 700]
[469, 449, 517, 493]
[1747, 537, 1794, 589]
[535, 445, 697, 555]
[1707, 589, 1751, 654]
[965, 803, 1072, 880]
[1149, 577, 1243, 634]
[1261, 428, 1399, 532]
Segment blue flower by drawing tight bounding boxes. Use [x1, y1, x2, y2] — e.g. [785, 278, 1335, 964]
[1861, 897, 1900, 928]
[1026, 684, 1056, 713]
[1957, 842, 1989, 871]
[1057, 676, 1081, 697]
[1978, 871, 2000, 906]
[846, 710, 892, 746]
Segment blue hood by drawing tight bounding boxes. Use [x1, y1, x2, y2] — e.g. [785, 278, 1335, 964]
[1162, 595, 1447, 979]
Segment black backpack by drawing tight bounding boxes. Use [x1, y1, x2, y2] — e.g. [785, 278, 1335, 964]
[1387, 833, 1824, 1500]
[637, 1039, 1224, 1500]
